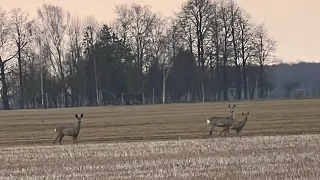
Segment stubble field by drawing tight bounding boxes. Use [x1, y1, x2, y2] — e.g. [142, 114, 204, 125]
[0, 99, 320, 179]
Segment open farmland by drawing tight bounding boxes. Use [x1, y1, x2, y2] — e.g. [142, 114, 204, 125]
[0, 99, 320, 146]
[0, 99, 320, 179]
[1, 134, 320, 179]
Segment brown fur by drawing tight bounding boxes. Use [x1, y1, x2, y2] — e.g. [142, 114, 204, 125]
[53, 113, 83, 145]
[219, 112, 249, 137]
[206, 104, 236, 138]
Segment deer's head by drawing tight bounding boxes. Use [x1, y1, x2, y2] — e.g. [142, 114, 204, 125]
[241, 112, 249, 120]
[228, 104, 236, 114]
[75, 113, 84, 123]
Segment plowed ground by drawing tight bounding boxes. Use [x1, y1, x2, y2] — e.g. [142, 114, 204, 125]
[0, 99, 319, 146]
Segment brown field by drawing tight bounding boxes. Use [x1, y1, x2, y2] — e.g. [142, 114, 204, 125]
[1, 99, 320, 179]
[0, 99, 319, 146]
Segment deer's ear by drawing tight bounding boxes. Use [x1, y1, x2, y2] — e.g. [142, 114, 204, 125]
[228, 104, 231, 108]
[80, 114, 83, 118]
[233, 104, 236, 108]
[75, 114, 78, 119]
[242, 112, 245, 116]
[246, 112, 250, 115]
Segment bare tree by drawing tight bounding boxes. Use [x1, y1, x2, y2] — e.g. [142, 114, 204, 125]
[179, 0, 214, 102]
[0, 8, 10, 51]
[207, 1, 223, 100]
[82, 15, 100, 105]
[68, 16, 83, 70]
[37, 4, 70, 107]
[157, 19, 176, 103]
[149, 17, 167, 62]
[0, 55, 12, 110]
[67, 16, 83, 106]
[114, 3, 159, 102]
[253, 23, 277, 98]
[219, 0, 233, 100]
[112, 4, 133, 48]
[10, 8, 34, 109]
[237, 10, 255, 100]
[0, 7, 16, 110]
[229, 2, 241, 99]
[176, 12, 195, 56]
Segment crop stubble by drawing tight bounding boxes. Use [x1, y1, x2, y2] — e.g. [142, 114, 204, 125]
[1, 134, 320, 179]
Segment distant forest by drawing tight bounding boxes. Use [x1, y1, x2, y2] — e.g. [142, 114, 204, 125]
[0, 0, 317, 110]
[270, 62, 320, 99]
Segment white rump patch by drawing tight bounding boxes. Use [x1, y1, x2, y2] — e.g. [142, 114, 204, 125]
[54, 128, 56, 132]
[207, 119, 210, 125]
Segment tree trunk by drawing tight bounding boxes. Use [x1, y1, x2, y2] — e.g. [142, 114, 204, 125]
[259, 64, 264, 98]
[231, 17, 241, 100]
[223, 56, 228, 100]
[0, 59, 10, 110]
[210, 62, 214, 100]
[242, 63, 248, 100]
[222, 33, 228, 101]
[249, 83, 255, 100]
[162, 69, 167, 104]
[69, 55, 76, 107]
[236, 65, 241, 100]
[63, 88, 68, 108]
[57, 48, 68, 108]
[215, 50, 221, 101]
[18, 44, 24, 109]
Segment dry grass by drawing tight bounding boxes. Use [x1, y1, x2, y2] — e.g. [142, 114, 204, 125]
[1, 134, 320, 179]
[0, 99, 320, 146]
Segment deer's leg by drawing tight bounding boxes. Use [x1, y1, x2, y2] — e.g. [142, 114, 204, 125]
[219, 126, 227, 137]
[224, 126, 229, 137]
[236, 130, 243, 138]
[224, 128, 228, 137]
[53, 133, 60, 144]
[209, 126, 214, 138]
[218, 128, 226, 137]
[74, 135, 78, 145]
[58, 134, 65, 145]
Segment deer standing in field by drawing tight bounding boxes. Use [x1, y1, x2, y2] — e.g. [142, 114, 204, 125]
[53, 113, 83, 145]
[206, 104, 236, 138]
[218, 112, 250, 137]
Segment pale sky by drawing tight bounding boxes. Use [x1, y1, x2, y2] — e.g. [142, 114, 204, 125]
[0, 0, 319, 63]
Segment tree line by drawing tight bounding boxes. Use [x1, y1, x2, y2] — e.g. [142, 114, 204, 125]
[0, 0, 277, 110]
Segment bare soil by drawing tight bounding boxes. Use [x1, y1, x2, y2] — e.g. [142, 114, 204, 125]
[0, 99, 319, 146]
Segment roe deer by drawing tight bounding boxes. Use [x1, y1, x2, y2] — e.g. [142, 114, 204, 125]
[53, 113, 83, 145]
[219, 112, 249, 137]
[206, 104, 236, 138]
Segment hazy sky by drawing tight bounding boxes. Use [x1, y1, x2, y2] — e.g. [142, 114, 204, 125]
[0, 0, 319, 63]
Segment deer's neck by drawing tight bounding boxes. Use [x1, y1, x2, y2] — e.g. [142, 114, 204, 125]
[238, 117, 248, 128]
[232, 112, 236, 120]
[76, 121, 81, 133]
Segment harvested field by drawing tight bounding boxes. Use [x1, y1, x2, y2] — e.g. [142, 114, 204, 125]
[0, 99, 320, 146]
[1, 134, 320, 179]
